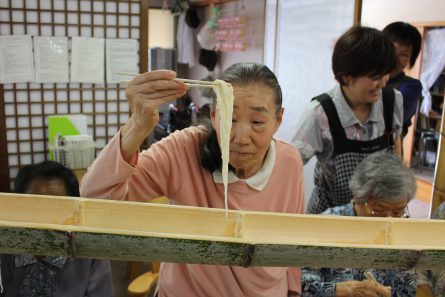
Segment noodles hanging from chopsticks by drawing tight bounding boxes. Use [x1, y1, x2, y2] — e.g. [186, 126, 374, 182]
[212, 79, 234, 217]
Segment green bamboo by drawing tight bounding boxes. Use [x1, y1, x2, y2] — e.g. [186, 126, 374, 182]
[1, 193, 445, 269]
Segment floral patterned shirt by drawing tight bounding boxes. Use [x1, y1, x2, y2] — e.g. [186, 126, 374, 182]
[301, 202, 416, 297]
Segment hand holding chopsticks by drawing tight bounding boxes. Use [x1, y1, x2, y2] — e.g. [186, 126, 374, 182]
[175, 78, 214, 89]
[119, 69, 188, 159]
[364, 272, 391, 297]
[117, 72, 214, 89]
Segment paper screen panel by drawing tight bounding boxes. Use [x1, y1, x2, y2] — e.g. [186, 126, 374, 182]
[0, 0, 146, 191]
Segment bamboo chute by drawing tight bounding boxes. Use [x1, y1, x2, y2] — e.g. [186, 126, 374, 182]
[1, 192, 445, 269]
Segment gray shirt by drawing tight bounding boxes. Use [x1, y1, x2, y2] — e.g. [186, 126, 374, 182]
[0, 254, 114, 297]
[291, 84, 403, 180]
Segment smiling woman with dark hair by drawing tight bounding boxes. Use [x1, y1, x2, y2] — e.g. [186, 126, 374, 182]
[292, 25, 403, 215]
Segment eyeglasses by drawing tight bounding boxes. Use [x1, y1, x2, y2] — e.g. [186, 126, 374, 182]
[364, 202, 410, 218]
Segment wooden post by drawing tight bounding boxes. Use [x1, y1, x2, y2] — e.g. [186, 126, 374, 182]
[353, 0, 362, 25]
[431, 107, 445, 214]
[140, 0, 149, 73]
[0, 84, 10, 192]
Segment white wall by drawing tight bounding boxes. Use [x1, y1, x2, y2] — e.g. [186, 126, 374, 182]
[218, 1, 265, 70]
[361, 0, 445, 29]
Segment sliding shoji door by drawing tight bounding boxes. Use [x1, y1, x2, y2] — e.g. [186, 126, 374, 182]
[0, 0, 148, 191]
[264, 0, 359, 208]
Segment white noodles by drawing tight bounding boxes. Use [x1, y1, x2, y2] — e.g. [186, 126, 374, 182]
[212, 79, 234, 217]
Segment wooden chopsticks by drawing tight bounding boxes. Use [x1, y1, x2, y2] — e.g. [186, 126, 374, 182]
[116, 72, 214, 88]
[364, 271, 378, 284]
[176, 78, 214, 88]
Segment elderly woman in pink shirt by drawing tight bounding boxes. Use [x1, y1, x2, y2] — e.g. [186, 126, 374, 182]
[80, 62, 305, 297]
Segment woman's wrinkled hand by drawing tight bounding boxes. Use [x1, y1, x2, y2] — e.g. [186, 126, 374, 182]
[336, 280, 391, 297]
[125, 70, 187, 134]
[120, 70, 187, 160]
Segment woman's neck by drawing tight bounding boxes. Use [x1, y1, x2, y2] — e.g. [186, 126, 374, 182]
[233, 147, 270, 179]
[341, 86, 372, 123]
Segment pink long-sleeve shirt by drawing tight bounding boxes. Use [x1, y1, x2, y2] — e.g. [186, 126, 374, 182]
[80, 126, 305, 297]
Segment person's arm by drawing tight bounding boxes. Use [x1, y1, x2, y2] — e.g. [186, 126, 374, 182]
[416, 284, 434, 297]
[415, 250, 439, 296]
[120, 70, 187, 161]
[335, 280, 390, 297]
[288, 267, 302, 296]
[398, 79, 423, 125]
[391, 89, 404, 158]
[291, 101, 326, 164]
[80, 70, 187, 201]
[302, 267, 390, 297]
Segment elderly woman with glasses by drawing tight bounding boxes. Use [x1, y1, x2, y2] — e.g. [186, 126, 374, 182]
[302, 151, 417, 297]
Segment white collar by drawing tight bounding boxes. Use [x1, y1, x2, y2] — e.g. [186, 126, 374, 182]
[212, 140, 276, 191]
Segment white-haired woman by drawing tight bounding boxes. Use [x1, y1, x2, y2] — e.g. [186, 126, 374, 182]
[302, 151, 417, 297]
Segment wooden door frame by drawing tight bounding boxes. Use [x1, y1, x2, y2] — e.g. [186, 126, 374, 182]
[406, 21, 445, 216]
[0, 84, 9, 192]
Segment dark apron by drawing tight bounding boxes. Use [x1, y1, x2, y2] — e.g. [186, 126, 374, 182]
[306, 87, 395, 214]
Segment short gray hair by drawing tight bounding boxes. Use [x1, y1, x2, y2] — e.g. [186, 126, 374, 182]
[349, 152, 417, 204]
